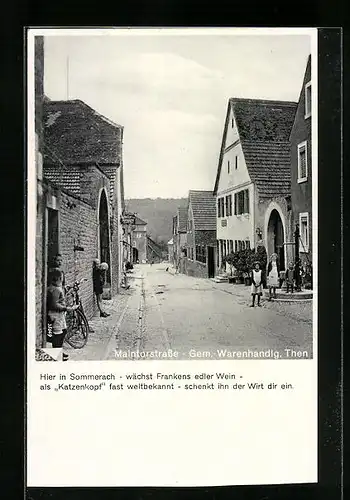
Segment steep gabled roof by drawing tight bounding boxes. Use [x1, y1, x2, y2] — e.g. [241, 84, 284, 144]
[214, 98, 297, 199]
[43, 99, 123, 165]
[134, 216, 147, 226]
[188, 190, 216, 231]
[177, 206, 188, 232]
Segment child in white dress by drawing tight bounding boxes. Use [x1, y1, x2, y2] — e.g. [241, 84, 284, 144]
[250, 262, 262, 307]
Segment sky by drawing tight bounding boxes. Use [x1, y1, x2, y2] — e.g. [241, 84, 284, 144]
[43, 30, 312, 199]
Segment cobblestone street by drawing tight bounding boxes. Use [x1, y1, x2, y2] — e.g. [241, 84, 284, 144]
[65, 263, 313, 361]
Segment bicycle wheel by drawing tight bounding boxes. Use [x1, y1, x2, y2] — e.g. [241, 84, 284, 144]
[65, 310, 89, 349]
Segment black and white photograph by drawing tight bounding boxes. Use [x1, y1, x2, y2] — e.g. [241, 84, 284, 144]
[27, 27, 321, 489]
[32, 29, 316, 363]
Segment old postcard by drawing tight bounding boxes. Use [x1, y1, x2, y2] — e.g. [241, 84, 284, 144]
[27, 27, 318, 487]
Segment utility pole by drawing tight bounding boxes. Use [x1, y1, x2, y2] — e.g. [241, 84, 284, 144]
[294, 223, 301, 291]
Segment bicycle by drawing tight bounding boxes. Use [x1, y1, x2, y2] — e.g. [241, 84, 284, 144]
[64, 279, 89, 349]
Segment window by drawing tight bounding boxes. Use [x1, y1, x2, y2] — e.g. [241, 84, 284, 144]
[235, 155, 239, 170]
[234, 240, 238, 252]
[305, 81, 311, 118]
[225, 194, 232, 217]
[299, 212, 309, 252]
[234, 189, 250, 215]
[246, 240, 251, 250]
[217, 197, 225, 218]
[228, 240, 234, 254]
[297, 141, 308, 182]
[196, 245, 206, 263]
[231, 118, 234, 128]
[227, 160, 230, 174]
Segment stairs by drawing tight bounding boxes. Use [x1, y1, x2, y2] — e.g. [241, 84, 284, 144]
[263, 289, 313, 301]
[212, 274, 229, 283]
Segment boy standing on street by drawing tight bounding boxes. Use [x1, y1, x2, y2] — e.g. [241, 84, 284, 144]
[285, 263, 295, 293]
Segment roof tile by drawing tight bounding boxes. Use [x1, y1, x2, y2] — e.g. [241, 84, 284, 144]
[189, 190, 216, 231]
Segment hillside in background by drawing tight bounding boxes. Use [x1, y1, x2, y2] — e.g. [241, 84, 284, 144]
[125, 198, 188, 245]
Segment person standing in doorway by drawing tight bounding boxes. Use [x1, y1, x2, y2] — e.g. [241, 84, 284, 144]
[250, 262, 263, 307]
[267, 253, 280, 301]
[47, 253, 66, 343]
[47, 269, 78, 360]
[49, 254, 66, 289]
[93, 260, 110, 317]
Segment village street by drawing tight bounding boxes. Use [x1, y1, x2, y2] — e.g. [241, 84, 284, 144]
[66, 263, 313, 361]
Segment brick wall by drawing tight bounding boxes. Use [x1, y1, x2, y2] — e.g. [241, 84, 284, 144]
[59, 190, 98, 320]
[35, 36, 44, 347]
[184, 258, 208, 278]
[36, 185, 44, 347]
[184, 230, 216, 278]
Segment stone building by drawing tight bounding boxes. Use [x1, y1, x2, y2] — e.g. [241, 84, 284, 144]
[213, 98, 298, 273]
[290, 55, 312, 267]
[172, 207, 188, 272]
[35, 36, 45, 348]
[131, 216, 147, 262]
[36, 98, 124, 348]
[184, 190, 216, 278]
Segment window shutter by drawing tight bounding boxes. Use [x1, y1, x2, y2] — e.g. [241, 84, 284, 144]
[244, 189, 250, 214]
[234, 194, 237, 215]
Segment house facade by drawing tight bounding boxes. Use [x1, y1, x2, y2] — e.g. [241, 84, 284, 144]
[131, 216, 147, 262]
[172, 207, 188, 271]
[213, 98, 298, 274]
[36, 99, 124, 348]
[184, 190, 216, 279]
[290, 55, 312, 268]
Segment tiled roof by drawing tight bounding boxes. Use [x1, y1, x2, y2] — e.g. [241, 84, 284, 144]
[177, 207, 188, 232]
[230, 98, 297, 141]
[43, 164, 80, 195]
[134, 216, 147, 226]
[101, 165, 117, 203]
[43, 99, 123, 165]
[189, 190, 216, 231]
[214, 98, 297, 197]
[241, 140, 291, 198]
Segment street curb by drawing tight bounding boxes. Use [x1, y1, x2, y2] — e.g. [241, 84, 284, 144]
[102, 294, 132, 359]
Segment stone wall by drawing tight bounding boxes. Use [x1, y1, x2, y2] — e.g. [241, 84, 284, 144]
[184, 258, 208, 278]
[35, 36, 44, 347]
[59, 190, 98, 320]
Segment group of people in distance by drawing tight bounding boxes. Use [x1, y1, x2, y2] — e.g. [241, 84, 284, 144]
[46, 254, 110, 359]
[250, 253, 296, 308]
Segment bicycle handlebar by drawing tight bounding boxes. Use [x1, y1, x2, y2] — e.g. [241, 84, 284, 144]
[65, 278, 88, 290]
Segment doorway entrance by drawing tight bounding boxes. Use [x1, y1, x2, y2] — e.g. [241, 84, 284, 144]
[132, 247, 139, 263]
[47, 208, 59, 269]
[267, 209, 285, 270]
[207, 246, 215, 278]
[99, 190, 111, 284]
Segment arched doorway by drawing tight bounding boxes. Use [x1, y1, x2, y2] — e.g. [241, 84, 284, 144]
[132, 247, 139, 263]
[267, 209, 285, 270]
[99, 189, 111, 284]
